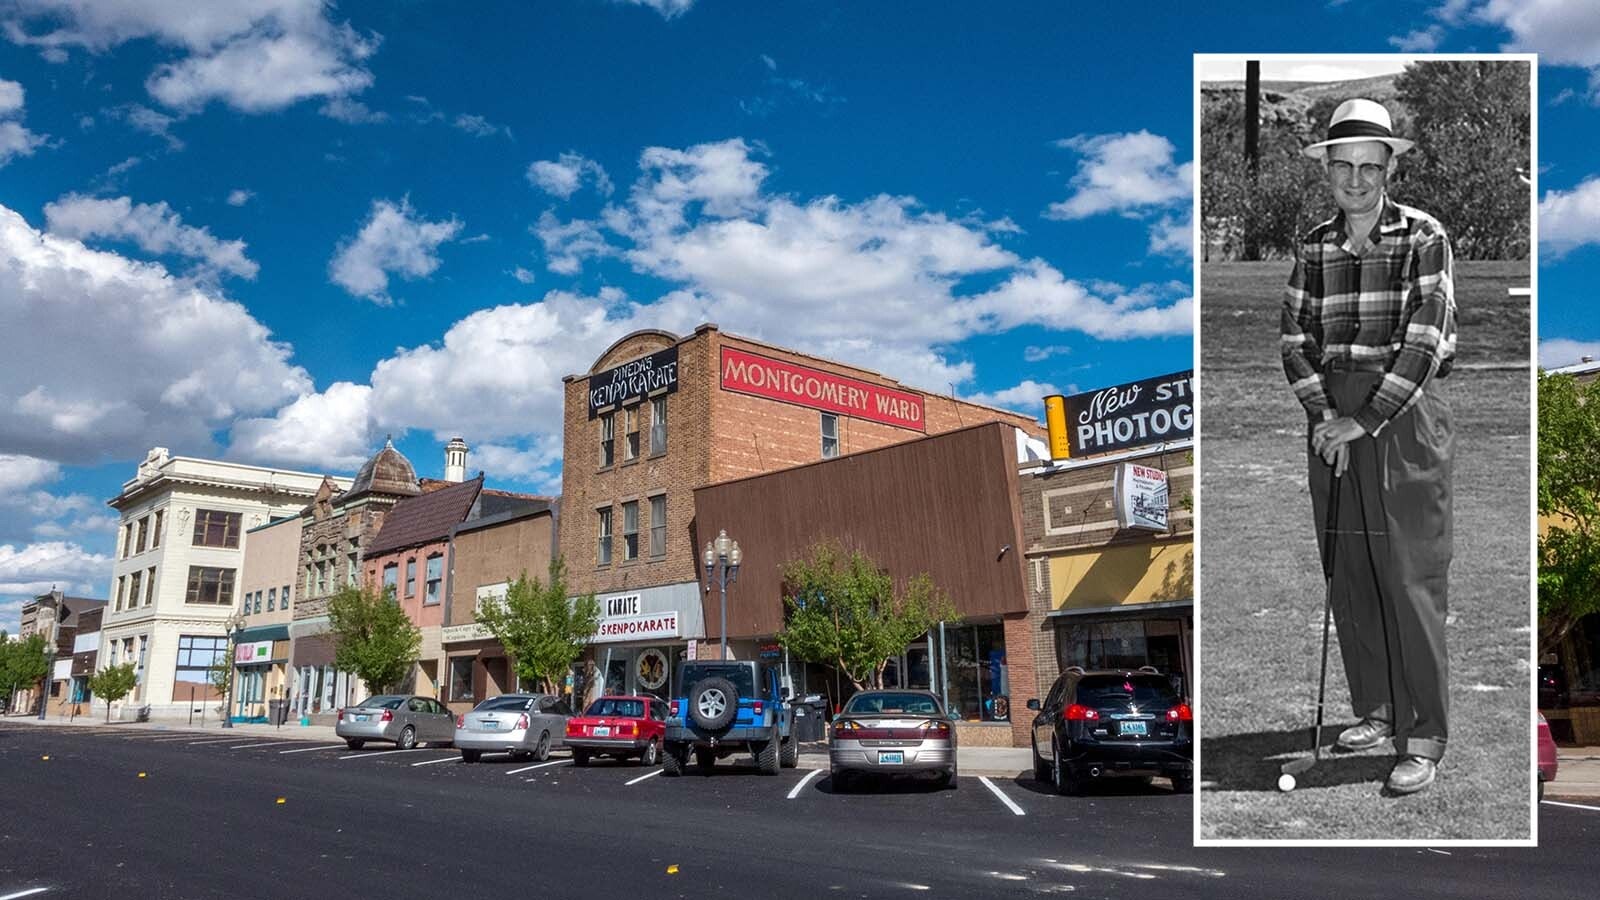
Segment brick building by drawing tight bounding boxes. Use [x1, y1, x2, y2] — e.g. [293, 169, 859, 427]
[559, 323, 1040, 704]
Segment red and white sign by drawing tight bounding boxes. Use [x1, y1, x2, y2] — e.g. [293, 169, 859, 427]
[593, 610, 680, 644]
[720, 346, 925, 432]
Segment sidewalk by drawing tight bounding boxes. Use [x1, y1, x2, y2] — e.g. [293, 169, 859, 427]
[1550, 748, 1600, 801]
[3, 715, 1037, 776]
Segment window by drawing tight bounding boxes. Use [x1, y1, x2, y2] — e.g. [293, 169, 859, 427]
[599, 412, 615, 467]
[624, 405, 640, 461]
[425, 554, 443, 604]
[821, 413, 839, 458]
[144, 567, 156, 606]
[449, 656, 474, 703]
[382, 563, 398, 598]
[650, 396, 668, 455]
[174, 635, 228, 684]
[622, 501, 639, 561]
[192, 509, 242, 548]
[942, 622, 1009, 722]
[650, 495, 667, 558]
[185, 566, 236, 605]
[597, 507, 613, 566]
[127, 570, 143, 608]
[267, 587, 277, 611]
[253, 591, 262, 614]
[304, 565, 314, 596]
[281, 584, 291, 613]
[347, 543, 358, 588]
[151, 510, 162, 549]
[135, 516, 148, 554]
[316, 560, 327, 595]
[405, 559, 416, 597]
[122, 522, 134, 559]
[115, 575, 126, 612]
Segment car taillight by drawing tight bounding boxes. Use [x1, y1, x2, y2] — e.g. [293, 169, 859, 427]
[752, 700, 764, 716]
[833, 719, 858, 739]
[456, 714, 465, 728]
[516, 713, 529, 730]
[1166, 704, 1193, 722]
[924, 720, 951, 736]
[380, 709, 393, 722]
[1064, 704, 1099, 721]
[619, 721, 637, 736]
[336, 708, 343, 722]
[671, 700, 682, 717]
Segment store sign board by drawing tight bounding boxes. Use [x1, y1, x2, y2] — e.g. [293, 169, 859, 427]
[234, 641, 274, 664]
[1114, 463, 1170, 532]
[1061, 371, 1193, 457]
[720, 346, 925, 432]
[442, 623, 493, 644]
[593, 610, 680, 644]
[588, 346, 679, 419]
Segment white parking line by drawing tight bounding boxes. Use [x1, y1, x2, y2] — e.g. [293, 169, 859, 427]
[338, 749, 423, 760]
[229, 741, 302, 749]
[144, 736, 201, 742]
[507, 760, 570, 775]
[279, 744, 346, 754]
[0, 887, 50, 899]
[410, 755, 460, 767]
[977, 776, 1026, 816]
[625, 769, 663, 786]
[187, 738, 240, 745]
[1543, 799, 1600, 812]
[787, 768, 823, 799]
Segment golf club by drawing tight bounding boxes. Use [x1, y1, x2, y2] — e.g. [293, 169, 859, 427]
[1279, 469, 1342, 792]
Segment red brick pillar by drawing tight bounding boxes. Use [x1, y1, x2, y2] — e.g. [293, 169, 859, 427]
[1003, 611, 1038, 748]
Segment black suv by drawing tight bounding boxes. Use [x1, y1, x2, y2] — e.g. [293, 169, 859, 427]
[1027, 666, 1192, 795]
[662, 659, 796, 776]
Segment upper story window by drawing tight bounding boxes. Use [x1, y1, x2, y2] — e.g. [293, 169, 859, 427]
[624, 405, 640, 461]
[151, 509, 163, 549]
[121, 522, 134, 559]
[267, 587, 277, 612]
[599, 412, 615, 467]
[405, 558, 417, 596]
[192, 509, 242, 548]
[425, 554, 443, 604]
[185, 566, 236, 605]
[127, 570, 143, 607]
[135, 516, 149, 554]
[622, 501, 639, 561]
[597, 507, 613, 566]
[382, 563, 398, 597]
[821, 413, 840, 459]
[115, 575, 126, 612]
[650, 396, 668, 456]
[650, 495, 667, 558]
[144, 567, 156, 606]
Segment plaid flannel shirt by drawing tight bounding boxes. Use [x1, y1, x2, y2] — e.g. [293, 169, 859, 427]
[1281, 195, 1456, 436]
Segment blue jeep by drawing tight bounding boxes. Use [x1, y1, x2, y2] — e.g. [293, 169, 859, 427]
[662, 659, 796, 776]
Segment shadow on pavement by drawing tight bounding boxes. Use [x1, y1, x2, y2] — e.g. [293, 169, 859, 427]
[1202, 726, 1394, 792]
[814, 771, 953, 795]
[1008, 772, 1185, 798]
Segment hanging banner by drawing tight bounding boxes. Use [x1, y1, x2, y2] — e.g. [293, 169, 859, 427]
[1115, 463, 1170, 532]
[588, 346, 679, 419]
[1062, 371, 1193, 457]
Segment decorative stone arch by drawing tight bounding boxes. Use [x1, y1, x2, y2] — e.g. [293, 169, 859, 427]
[589, 329, 681, 373]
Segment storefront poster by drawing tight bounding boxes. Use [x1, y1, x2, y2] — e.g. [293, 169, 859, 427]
[1115, 463, 1169, 531]
[235, 640, 274, 664]
[636, 648, 669, 690]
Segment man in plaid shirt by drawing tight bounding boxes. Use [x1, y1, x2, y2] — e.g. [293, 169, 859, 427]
[1281, 99, 1454, 796]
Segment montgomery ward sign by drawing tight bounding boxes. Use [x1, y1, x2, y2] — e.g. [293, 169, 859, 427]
[588, 346, 679, 419]
[1055, 371, 1192, 457]
[720, 346, 925, 432]
[593, 610, 680, 644]
[1114, 463, 1169, 532]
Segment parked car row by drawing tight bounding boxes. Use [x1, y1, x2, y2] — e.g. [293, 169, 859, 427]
[331, 661, 1193, 796]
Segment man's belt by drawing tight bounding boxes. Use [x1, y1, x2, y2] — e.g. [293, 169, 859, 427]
[1321, 357, 1454, 379]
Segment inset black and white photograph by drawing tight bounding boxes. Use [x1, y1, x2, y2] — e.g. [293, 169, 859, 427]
[1194, 54, 1535, 844]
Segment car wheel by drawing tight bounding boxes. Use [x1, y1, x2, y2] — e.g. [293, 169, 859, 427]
[534, 731, 551, 762]
[461, 749, 481, 763]
[641, 739, 660, 767]
[662, 744, 686, 777]
[780, 735, 799, 768]
[695, 747, 716, 773]
[1032, 738, 1050, 782]
[936, 768, 956, 789]
[1171, 772, 1193, 794]
[756, 736, 780, 775]
[397, 726, 417, 751]
[572, 749, 590, 767]
[1538, 778, 1545, 802]
[688, 677, 740, 731]
[345, 739, 365, 751]
[1053, 739, 1080, 796]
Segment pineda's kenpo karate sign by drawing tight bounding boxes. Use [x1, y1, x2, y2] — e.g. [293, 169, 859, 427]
[589, 346, 679, 419]
[1045, 370, 1193, 458]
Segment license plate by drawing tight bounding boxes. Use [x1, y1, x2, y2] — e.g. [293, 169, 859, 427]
[1120, 720, 1147, 736]
[355, 714, 369, 722]
[594, 726, 611, 737]
[879, 751, 905, 765]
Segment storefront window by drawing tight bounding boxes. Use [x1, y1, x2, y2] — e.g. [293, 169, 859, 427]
[943, 623, 1009, 722]
[1056, 616, 1190, 697]
[450, 657, 474, 702]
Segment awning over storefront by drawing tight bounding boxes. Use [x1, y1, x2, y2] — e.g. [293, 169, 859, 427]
[292, 632, 335, 668]
[1046, 599, 1192, 619]
[238, 623, 290, 643]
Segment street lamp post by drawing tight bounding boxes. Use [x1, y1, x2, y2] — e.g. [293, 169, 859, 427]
[38, 589, 62, 721]
[221, 609, 247, 729]
[702, 530, 742, 661]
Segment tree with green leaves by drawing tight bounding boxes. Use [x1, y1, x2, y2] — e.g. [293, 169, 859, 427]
[1538, 371, 1600, 657]
[208, 635, 236, 715]
[1, 633, 51, 715]
[326, 583, 422, 697]
[777, 541, 959, 691]
[475, 558, 601, 695]
[88, 662, 139, 723]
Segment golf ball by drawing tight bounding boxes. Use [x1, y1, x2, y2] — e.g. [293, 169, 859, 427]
[1278, 773, 1296, 792]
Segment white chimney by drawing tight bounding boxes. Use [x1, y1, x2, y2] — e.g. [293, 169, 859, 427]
[444, 437, 469, 483]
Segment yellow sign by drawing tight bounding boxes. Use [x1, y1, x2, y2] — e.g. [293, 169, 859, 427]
[1044, 395, 1071, 460]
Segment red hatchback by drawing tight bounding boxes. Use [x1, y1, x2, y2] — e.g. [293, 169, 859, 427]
[1538, 712, 1559, 801]
[565, 695, 668, 766]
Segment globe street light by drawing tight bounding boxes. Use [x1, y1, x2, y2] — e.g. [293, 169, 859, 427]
[702, 530, 741, 661]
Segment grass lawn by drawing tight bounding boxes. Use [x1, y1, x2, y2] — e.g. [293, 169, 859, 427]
[1197, 260, 1532, 841]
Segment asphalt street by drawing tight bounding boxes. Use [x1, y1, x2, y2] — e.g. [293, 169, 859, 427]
[0, 724, 1593, 900]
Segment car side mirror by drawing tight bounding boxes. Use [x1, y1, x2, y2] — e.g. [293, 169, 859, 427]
[1026, 698, 1041, 711]
[780, 687, 792, 700]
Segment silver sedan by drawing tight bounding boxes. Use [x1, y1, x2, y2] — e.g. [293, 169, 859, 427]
[829, 689, 958, 791]
[336, 695, 455, 750]
[455, 693, 573, 762]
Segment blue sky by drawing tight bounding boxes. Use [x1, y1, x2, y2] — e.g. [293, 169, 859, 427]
[0, 0, 1594, 627]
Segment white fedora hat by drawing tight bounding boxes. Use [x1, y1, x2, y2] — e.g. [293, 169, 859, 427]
[1302, 98, 1414, 160]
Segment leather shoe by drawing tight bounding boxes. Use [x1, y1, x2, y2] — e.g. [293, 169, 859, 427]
[1336, 718, 1393, 751]
[1387, 755, 1438, 795]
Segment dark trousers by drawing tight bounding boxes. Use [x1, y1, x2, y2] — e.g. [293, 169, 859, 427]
[1308, 370, 1453, 761]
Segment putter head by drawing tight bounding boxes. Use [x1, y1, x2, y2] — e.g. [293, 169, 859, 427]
[1280, 756, 1316, 776]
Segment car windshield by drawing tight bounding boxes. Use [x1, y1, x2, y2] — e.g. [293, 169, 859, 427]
[476, 695, 536, 712]
[356, 696, 407, 710]
[845, 692, 942, 716]
[586, 698, 644, 718]
[681, 665, 756, 696]
[1076, 675, 1179, 707]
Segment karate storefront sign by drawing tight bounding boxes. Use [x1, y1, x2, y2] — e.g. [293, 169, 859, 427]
[593, 610, 681, 644]
[1048, 371, 1193, 458]
[588, 346, 679, 419]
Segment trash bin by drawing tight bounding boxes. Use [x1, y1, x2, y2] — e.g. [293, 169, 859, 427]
[268, 699, 289, 726]
[792, 696, 828, 742]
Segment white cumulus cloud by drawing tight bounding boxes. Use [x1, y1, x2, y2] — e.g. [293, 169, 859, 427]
[0, 454, 59, 493]
[228, 381, 374, 469]
[226, 188, 255, 207]
[328, 198, 463, 304]
[0, 540, 109, 597]
[1539, 338, 1600, 370]
[962, 380, 1059, 412]
[1540, 177, 1600, 255]
[1046, 131, 1193, 220]
[614, 0, 696, 19]
[528, 152, 613, 199]
[0, 78, 22, 115]
[44, 193, 259, 278]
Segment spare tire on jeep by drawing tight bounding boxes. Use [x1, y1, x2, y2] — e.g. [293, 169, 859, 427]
[689, 676, 739, 731]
